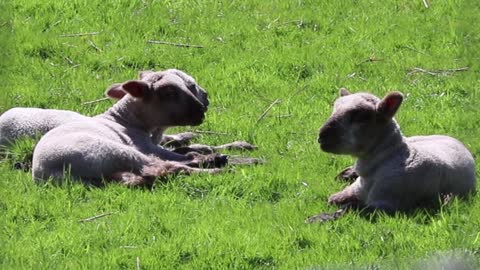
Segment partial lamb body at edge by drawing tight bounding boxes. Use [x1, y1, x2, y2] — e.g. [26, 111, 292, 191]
[0, 108, 88, 146]
[318, 88, 476, 213]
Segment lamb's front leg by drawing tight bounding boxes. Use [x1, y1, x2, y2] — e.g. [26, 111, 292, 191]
[182, 152, 228, 168]
[158, 132, 199, 148]
[138, 141, 228, 168]
[172, 141, 257, 155]
[335, 166, 358, 182]
[328, 177, 363, 206]
[138, 140, 194, 162]
[111, 159, 222, 188]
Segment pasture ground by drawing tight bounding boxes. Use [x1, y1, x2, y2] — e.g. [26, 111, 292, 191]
[1, 0, 479, 269]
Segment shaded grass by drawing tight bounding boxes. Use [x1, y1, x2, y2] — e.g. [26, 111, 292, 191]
[1, 0, 480, 269]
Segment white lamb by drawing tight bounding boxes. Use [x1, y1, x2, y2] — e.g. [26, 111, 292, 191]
[32, 69, 222, 187]
[317, 88, 476, 213]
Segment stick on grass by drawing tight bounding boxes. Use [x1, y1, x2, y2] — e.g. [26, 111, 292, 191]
[82, 97, 110, 105]
[256, 99, 281, 124]
[147, 40, 204, 48]
[407, 66, 469, 76]
[192, 130, 229, 136]
[79, 212, 116, 222]
[59, 32, 100, 37]
[422, 0, 429, 8]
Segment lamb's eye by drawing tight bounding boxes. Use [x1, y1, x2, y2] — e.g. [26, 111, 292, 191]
[350, 110, 372, 123]
[187, 84, 198, 94]
[158, 87, 178, 100]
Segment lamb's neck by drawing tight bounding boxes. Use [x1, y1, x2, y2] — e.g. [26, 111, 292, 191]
[101, 98, 154, 133]
[355, 120, 407, 177]
[151, 127, 167, 144]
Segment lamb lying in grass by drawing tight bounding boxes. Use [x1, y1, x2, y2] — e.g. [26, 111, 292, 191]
[32, 69, 224, 187]
[0, 72, 255, 157]
[0, 72, 203, 148]
[317, 88, 476, 213]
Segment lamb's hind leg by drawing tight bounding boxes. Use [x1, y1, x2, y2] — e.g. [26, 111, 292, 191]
[110, 158, 222, 188]
[173, 141, 257, 154]
[172, 141, 260, 167]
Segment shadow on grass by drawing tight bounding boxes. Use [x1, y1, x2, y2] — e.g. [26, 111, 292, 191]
[306, 193, 477, 225]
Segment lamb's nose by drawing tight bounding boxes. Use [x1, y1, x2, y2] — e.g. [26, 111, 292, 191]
[318, 131, 328, 144]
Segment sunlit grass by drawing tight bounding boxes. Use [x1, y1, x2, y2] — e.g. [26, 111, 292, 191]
[1, 0, 479, 269]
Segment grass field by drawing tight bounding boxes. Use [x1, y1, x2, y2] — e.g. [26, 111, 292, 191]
[1, 0, 480, 269]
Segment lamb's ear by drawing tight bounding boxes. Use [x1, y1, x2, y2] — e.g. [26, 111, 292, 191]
[121, 80, 151, 98]
[139, 70, 154, 80]
[339, 88, 351, 96]
[377, 92, 403, 119]
[105, 83, 127, 100]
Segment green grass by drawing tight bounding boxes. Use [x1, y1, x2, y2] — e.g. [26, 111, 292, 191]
[1, 0, 480, 269]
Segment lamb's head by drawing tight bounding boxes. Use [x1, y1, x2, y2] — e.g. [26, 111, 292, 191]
[318, 88, 403, 156]
[106, 69, 209, 127]
[139, 69, 209, 110]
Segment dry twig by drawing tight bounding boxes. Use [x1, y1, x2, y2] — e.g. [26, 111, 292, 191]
[120, 246, 138, 249]
[88, 40, 102, 52]
[356, 55, 384, 65]
[192, 130, 229, 136]
[136, 257, 141, 270]
[59, 32, 100, 37]
[422, 0, 429, 8]
[79, 212, 116, 222]
[82, 97, 110, 106]
[288, 84, 310, 99]
[407, 67, 469, 76]
[256, 98, 281, 124]
[147, 40, 204, 48]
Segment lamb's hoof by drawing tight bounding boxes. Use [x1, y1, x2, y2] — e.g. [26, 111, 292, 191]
[305, 208, 348, 224]
[173, 144, 215, 155]
[205, 168, 223, 174]
[220, 141, 257, 151]
[211, 154, 228, 168]
[13, 161, 32, 172]
[185, 153, 228, 168]
[162, 132, 199, 148]
[328, 192, 357, 205]
[113, 172, 155, 189]
[335, 166, 358, 182]
[227, 156, 264, 166]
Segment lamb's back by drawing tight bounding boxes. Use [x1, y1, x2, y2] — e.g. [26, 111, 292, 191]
[0, 107, 87, 145]
[407, 135, 476, 195]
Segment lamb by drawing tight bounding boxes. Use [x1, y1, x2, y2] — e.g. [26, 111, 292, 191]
[32, 69, 223, 187]
[0, 75, 199, 148]
[0, 75, 254, 156]
[317, 88, 476, 213]
[0, 108, 88, 146]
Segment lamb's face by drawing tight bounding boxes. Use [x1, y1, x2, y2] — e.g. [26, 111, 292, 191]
[318, 91, 390, 156]
[144, 71, 208, 127]
[140, 69, 209, 110]
[106, 69, 211, 128]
